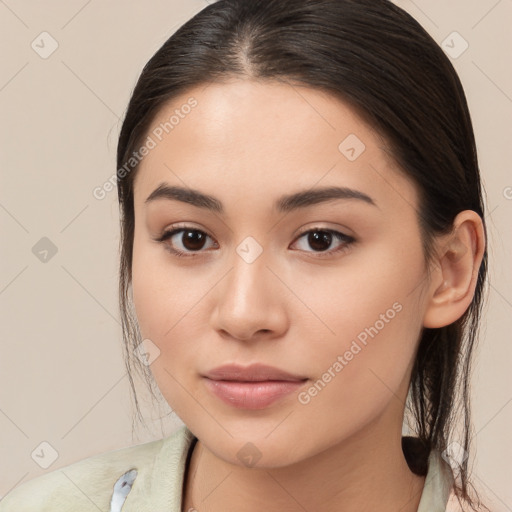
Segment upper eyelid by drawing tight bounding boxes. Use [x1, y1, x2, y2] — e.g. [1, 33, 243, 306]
[160, 224, 351, 240]
[294, 225, 352, 237]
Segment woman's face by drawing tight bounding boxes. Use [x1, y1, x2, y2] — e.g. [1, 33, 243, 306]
[131, 79, 432, 467]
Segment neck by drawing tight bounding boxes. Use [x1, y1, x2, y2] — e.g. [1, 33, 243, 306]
[182, 409, 426, 512]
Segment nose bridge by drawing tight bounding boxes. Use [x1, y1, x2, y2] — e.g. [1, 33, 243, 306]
[226, 237, 272, 309]
[212, 236, 287, 339]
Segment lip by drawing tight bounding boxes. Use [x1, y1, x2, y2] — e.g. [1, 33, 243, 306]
[202, 364, 308, 410]
[204, 363, 307, 382]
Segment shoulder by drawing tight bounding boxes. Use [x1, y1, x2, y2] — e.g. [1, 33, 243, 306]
[0, 426, 192, 512]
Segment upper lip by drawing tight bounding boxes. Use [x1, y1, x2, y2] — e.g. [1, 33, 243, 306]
[203, 363, 307, 382]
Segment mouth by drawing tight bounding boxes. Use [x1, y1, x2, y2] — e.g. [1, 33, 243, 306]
[202, 363, 308, 409]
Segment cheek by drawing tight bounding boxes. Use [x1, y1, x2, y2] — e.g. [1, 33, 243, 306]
[290, 240, 426, 403]
[291, 238, 426, 344]
[131, 244, 207, 414]
[131, 233, 202, 339]
[131, 237, 215, 385]
[293, 300, 419, 451]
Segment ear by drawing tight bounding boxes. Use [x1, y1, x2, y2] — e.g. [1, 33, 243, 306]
[423, 210, 486, 328]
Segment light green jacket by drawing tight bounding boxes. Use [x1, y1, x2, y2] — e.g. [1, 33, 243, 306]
[0, 426, 456, 511]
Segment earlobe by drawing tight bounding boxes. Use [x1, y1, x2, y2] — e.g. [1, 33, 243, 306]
[423, 210, 485, 329]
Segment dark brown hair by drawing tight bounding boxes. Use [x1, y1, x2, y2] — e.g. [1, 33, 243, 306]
[116, 1, 488, 509]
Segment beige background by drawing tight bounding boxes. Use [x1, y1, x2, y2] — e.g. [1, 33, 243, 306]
[0, 0, 510, 508]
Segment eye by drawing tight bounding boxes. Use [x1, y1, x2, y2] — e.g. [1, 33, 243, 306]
[155, 225, 355, 259]
[290, 228, 355, 257]
[156, 227, 217, 258]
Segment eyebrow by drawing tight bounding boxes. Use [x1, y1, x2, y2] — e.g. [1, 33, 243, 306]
[144, 183, 377, 214]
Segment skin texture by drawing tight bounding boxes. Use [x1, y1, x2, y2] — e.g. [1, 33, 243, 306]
[131, 79, 485, 512]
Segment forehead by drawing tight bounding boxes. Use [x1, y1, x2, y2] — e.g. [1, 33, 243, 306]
[132, 79, 418, 215]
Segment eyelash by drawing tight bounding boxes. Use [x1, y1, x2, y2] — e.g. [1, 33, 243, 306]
[155, 225, 355, 260]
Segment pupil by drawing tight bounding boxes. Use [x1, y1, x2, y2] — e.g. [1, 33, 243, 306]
[309, 231, 332, 251]
[183, 230, 205, 251]
[179, 230, 333, 252]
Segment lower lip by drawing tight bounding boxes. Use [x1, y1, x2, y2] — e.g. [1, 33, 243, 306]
[203, 378, 307, 409]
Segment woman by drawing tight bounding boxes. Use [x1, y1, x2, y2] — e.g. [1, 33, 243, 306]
[0, 0, 489, 511]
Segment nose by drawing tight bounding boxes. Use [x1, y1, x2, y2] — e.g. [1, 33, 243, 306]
[210, 246, 289, 342]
